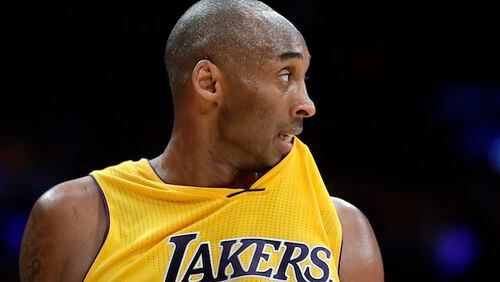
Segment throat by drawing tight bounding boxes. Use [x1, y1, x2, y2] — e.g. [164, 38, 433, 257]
[153, 150, 262, 189]
[155, 133, 268, 188]
[229, 171, 260, 189]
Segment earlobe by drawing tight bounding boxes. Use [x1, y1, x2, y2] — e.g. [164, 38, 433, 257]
[192, 60, 219, 100]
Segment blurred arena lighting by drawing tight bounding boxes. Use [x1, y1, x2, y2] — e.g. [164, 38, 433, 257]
[433, 82, 500, 165]
[3, 211, 28, 255]
[458, 127, 500, 161]
[433, 225, 480, 279]
[432, 83, 486, 125]
[488, 137, 500, 173]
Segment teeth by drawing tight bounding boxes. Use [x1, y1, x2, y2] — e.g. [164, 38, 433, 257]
[281, 134, 294, 143]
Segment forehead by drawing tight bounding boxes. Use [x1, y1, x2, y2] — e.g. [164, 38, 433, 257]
[242, 10, 309, 64]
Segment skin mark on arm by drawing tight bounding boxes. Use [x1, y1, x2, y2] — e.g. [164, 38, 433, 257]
[19, 200, 55, 282]
[20, 245, 41, 282]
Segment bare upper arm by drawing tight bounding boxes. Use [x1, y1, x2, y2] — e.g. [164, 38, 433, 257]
[332, 197, 384, 282]
[19, 176, 107, 282]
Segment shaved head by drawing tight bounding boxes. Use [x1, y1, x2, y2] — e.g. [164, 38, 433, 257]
[158, 0, 314, 179]
[164, 0, 304, 98]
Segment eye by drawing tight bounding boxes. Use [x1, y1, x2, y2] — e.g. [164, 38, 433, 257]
[278, 70, 292, 82]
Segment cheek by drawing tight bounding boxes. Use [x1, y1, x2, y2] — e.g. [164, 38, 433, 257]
[219, 93, 281, 142]
[219, 97, 269, 136]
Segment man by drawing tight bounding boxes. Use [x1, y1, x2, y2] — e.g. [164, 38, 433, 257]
[20, 0, 383, 281]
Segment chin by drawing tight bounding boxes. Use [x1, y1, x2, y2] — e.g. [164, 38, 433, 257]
[260, 151, 286, 171]
[239, 141, 284, 172]
[243, 152, 280, 173]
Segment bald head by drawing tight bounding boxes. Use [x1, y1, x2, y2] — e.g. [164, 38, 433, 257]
[164, 0, 304, 97]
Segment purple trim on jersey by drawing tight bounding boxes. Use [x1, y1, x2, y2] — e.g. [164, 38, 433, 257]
[146, 159, 251, 190]
[83, 174, 111, 280]
[146, 159, 170, 184]
[226, 188, 266, 198]
[338, 236, 343, 274]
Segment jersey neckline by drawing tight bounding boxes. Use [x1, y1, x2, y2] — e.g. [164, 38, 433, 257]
[142, 138, 299, 194]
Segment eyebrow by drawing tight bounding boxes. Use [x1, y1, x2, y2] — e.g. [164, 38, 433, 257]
[278, 52, 303, 61]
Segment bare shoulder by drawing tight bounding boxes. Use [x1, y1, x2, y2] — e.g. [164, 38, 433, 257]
[331, 197, 384, 282]
[19, 176, 107, 282]
[331, 197, 373, 231]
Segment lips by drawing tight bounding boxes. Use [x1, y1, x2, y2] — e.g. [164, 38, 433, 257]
[279, 133, 294, 143]
[275, 126, 302, 155]
[278, 126, 303, 143]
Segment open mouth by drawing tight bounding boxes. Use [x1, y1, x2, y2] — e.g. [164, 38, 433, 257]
[279, 134, 294, 143]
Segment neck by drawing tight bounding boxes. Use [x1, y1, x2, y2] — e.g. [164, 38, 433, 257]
[151, 127, 259, 189]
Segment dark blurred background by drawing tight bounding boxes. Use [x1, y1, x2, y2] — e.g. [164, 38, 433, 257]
[3, 0, 499, 281]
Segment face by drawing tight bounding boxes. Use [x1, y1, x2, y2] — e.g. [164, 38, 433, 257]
[215, 30, 316, 171]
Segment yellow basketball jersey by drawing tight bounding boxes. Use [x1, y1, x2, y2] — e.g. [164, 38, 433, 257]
[86, 138, 342, 281]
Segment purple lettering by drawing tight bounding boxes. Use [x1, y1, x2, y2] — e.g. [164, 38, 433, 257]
[165, 233, 198, 281]
[304, 246, 331, 282]
[272, 242, 309, 281]
[240, 238, 281, 278]
[182, 243, 215, 282]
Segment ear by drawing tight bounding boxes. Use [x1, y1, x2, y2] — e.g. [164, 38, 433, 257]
[192, 59, 221, 102]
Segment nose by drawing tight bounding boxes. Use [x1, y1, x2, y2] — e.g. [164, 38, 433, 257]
[291, 89, 316, 118]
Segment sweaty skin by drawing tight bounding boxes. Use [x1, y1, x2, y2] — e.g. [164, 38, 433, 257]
[19, 0, 384, 281]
